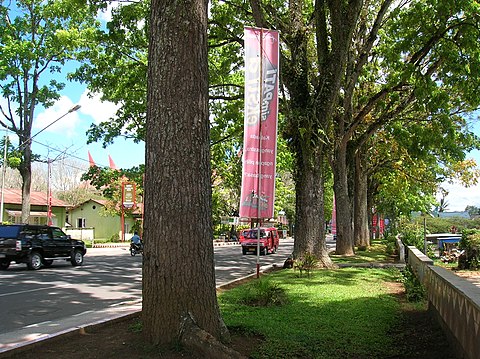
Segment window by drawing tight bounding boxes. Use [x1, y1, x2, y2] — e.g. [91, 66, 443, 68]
[77, 218, 86, 228]
[0, 226, 21, 238]
[52, 228, 66, 240]
[38, 227, 50, 241]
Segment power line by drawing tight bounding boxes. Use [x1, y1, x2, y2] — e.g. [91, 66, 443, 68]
[5, 131, 142, 171]
[31, 139, 112, 169]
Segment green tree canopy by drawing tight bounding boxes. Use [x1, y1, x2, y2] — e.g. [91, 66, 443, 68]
[0, 0, 98, 221]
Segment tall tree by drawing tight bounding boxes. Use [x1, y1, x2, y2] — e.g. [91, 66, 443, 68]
[0, 0, 96, 222]
[76, 0, 480, 263]
[326, 0, 480, 254]
[143, 0, 229, 348]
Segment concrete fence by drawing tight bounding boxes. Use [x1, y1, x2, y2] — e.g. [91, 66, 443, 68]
[65, 228, 95, 241]
[407, 246, 480, 359]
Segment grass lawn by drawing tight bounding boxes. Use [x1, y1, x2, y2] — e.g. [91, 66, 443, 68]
[330, 240, 393, 263]
[219, 267, 404, 359]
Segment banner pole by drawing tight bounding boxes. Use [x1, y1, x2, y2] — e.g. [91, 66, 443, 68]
[121, 183, 125, 242]
[256, 28, 264, 279]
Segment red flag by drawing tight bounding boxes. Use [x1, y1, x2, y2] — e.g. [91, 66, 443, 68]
[88, 151, 96, 167]
[108, 155, 118, 170]
[239, 27, 279, 219]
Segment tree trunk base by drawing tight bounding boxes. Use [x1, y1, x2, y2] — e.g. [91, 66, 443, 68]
[318, 259, 338, 269]
[180, 314, 246, 359]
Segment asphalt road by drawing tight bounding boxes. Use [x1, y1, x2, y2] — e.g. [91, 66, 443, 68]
[0, 237, 297, 346]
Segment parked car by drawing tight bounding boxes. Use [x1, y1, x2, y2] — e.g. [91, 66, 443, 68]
[0, 224, 87, 270]
[241, 227, 279, 255]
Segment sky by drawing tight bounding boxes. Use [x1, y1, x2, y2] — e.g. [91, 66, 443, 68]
[439, 148, 480, 212]
[0, 90, 145, 171]
[25, 5, 143, 171]
[28, 90, 145, 170]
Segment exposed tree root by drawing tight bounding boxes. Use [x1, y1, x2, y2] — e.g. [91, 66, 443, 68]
[180, 314, 247, 359]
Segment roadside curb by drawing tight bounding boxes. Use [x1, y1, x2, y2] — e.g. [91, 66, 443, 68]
[216, 262, 283, 290]
[92, 243, 130, 248]
[336, 262, 406, 269]
[213, 241, 240, 247]
[91, 241, 240, 248]
[0, 302, 142, 358]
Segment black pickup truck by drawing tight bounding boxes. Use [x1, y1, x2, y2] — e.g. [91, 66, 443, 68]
[0, 224, 87, 270]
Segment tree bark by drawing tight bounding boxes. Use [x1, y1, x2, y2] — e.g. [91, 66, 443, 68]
[333, 141, 355, 256]
[293, 150, 333, 267]
[354, 148, 370, 248]
[20, 147, 32, 224]
[143, 0, 228, 346]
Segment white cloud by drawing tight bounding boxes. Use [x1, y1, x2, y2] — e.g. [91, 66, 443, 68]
[33, 90, 118, 139]
[97, 3, 114, 22]
[78, 91, 119, 124]
[97, 1, 121, 23]
[34, 96, 81, 137]
[439, 180, 480, 211]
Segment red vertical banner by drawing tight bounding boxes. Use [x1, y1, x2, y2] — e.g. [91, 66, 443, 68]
[239, 27, 279, 219]
[47, 159, 53, 226]
[372, 213, 378, 238]
[379, 214, 385, 236]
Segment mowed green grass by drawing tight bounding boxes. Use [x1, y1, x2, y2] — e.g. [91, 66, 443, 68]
[219, 268, 402, 359]
[330, 240, 392, 263]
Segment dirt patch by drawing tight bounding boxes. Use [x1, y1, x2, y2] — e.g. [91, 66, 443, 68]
[2, 314, 260, 359]
[389, 306, 457, 359]
[452, 269, 480, 284]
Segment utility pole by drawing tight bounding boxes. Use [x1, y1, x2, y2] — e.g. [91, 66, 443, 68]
[0, 133, 8, 223]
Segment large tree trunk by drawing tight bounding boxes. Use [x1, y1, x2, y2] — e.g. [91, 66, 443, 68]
[20, 148, 32, 224]
[293, 150, 333, 267]
[333, 141, 355, 256]
[354, 149, 370, 248]
[143, 0, 228, 347]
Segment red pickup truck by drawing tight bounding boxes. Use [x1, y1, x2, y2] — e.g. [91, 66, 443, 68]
[241, 227, 279, 255]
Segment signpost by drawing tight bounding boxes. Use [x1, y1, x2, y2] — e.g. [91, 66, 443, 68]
[121, 182, 136, 241]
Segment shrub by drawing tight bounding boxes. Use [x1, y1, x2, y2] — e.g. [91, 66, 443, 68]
[294, 252, 318, 277]
[109, 233, 120, 242]
[398, 222, 435, 258]
[458, 229, 480, 270]
[382, 233, 398, 256]
[398, 222, 424, 248]
[237, 278, 288, 307]
[412, 216, 480, 234]
[401, 265, 426, 302]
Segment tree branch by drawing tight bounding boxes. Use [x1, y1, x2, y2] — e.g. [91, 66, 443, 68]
[345, 0, 393, 102]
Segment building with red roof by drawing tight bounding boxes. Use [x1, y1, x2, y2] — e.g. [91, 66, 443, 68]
[0, 188, 70, 227]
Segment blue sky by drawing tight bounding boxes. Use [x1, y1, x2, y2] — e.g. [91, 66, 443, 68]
[28, 87, 145, 170]
[0, 82, 145, 171]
